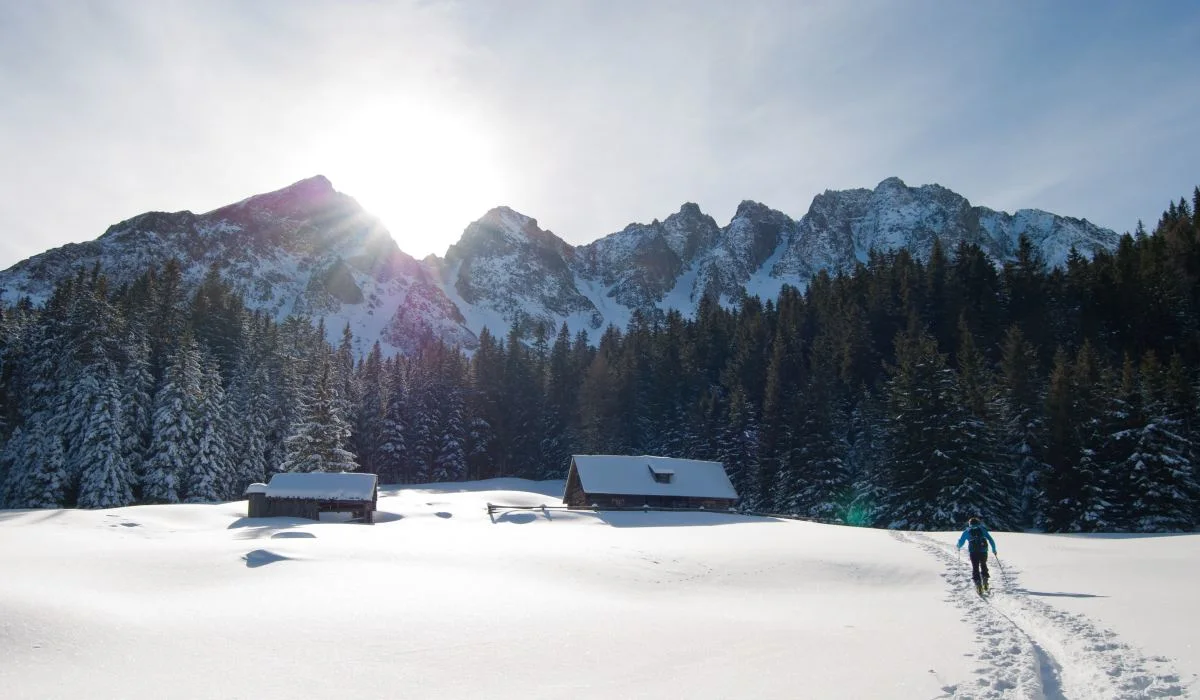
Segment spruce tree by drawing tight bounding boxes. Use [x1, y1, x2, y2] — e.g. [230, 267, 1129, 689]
[76, 371, 135, 509]
[229, 360, 271, 493]
[881, 320, 1003, 529]
[354, 342, 386, 475]
[142, 337, 203, 503]
[1003, 234, 1049, 352]
[2, 420, 68, 508]
[466, 328, 504, 479]
[184, 357, 233, 502]
[280, 357, 357, 473]
[405, 366, 439, 482]
[718, 387, 760, 506]
[756, 328, 794, 511]
[120, 333, 155, 493]
[378, 357, 409, 483]
[503, 322, 543, 477]
[1073, 347, 1122, 530]
[335, 324, 361, 457]
[845, 390, 888, 526]
[431, 379, 468, 483]
[578, 329, 626, 454]
[786, 334, 851, 521]
[998, 325, 1045, 527]
[1041, 344, 1112, 531]
[538, 322, 578, 479]
[1127, 352, 1198, 530]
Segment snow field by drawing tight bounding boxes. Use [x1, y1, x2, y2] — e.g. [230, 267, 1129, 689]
[1, 480, 1196, 699]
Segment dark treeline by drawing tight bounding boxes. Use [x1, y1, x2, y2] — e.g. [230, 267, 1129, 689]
[2, 189, 1199, 532]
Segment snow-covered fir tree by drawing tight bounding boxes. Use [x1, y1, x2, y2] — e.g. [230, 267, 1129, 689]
[227, 350, 272, 494]
[845, 392, 889, 527]
[786, 374, 852, 522]
[280, 356, 357, 473]
[1, 419, 68, 508]
[997, 325, 1046, 527]
[881, 320, 1012, 529]
[431, 385, 467, 483]
[354, 342, 386, 476]
[1127, 352, 1198, 531]
[377, 356, 409, 483]
[719, 388, 761, 508]
[74, 367, 135, 508]
[119, 334, 155, 492]
[184, 356, 232, 502]
[142, 337, 203, 503]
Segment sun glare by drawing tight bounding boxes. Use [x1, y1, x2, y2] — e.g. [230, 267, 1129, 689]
[316, 98, 509, 259]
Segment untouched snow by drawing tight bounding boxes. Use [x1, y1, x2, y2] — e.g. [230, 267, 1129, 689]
[573, 275, 632, 335]
[655, 263, 704, 317]
[439, 259, 511, 338]
[0, 480, 1194, 699]
[742, 237, 796, 304]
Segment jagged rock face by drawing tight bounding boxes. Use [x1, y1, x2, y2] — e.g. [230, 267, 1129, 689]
[774, 177, 1118, 278]
[977, 208, 1115, 268]
[440, 207, 601, 333]
[0, 176, 466, 354]
[704, 201, 796, 301]
[0, 176, 1121, 354]
[774, 187, 871, 280]
[573, 203, 727, 310]
[384, 281, 475, 353]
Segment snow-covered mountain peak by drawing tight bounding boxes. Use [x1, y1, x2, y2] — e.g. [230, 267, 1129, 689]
[475, 205, 537, 235]
[733, 199, 773, 218]
[446, 206, 571, 266]
[0, 176, 1121, 354]
[659, 202, 721, 262]
[209, 175, 341, 220]
[438, 205, 595, 334]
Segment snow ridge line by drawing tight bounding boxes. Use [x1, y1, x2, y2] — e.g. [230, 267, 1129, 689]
[898, 532, 1188, 699]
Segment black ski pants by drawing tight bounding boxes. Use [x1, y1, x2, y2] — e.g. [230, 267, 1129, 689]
[969, 549, 990, 585]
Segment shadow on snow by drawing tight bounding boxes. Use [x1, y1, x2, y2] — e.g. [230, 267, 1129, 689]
[1014, 588, 1109, 599]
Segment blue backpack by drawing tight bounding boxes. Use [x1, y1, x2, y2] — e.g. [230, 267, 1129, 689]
[968, 525, 989, 555]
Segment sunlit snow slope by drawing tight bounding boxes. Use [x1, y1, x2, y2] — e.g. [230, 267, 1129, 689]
[0, 480, 1193, 699]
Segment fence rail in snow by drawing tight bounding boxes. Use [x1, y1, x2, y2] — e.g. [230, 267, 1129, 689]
[484, 502, 847, 526]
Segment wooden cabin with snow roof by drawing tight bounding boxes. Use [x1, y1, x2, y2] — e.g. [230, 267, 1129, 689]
[245, 472, 379, 524]
[562, 455, 738, 510]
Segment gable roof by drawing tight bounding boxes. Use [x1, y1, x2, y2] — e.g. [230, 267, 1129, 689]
[264, 472, 378, 500]
[569, 455, 738, 500]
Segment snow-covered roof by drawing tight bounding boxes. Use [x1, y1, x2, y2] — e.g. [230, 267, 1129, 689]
[570, 455, 737, 500]
[244, 483, 268, 495]
[264, 472, 378, 500]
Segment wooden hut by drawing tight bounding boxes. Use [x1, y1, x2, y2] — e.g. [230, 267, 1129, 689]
[245, 482, 269, 517]
[562, 455, 738, 510]
[244, 472, 379, 524]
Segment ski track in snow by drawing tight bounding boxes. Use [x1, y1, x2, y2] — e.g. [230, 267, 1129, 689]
[891, 532, 1187, 699]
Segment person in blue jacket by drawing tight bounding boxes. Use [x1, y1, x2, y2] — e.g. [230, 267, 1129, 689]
[957, 516, 997, 593]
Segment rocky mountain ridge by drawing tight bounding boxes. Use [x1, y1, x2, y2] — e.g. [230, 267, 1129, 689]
[0, 176, 1120, 353]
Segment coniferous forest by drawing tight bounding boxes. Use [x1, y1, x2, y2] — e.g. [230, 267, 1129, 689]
[2, 190, 1199, 532]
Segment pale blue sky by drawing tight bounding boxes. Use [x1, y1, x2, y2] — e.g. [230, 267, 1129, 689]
[1, 1, 1197, 269]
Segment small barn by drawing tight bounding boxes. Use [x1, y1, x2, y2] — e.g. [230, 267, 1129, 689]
[562, 455, 738, 510]
[244, 472, 379, 524]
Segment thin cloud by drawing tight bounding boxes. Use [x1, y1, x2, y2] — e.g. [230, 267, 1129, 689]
[0, 1, 1197, 269]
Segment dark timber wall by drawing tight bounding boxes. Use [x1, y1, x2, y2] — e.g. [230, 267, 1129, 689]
[250, 495, 377, 523]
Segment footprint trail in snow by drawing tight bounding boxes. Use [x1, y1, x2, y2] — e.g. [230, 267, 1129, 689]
[892, 531, 1186, 699]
